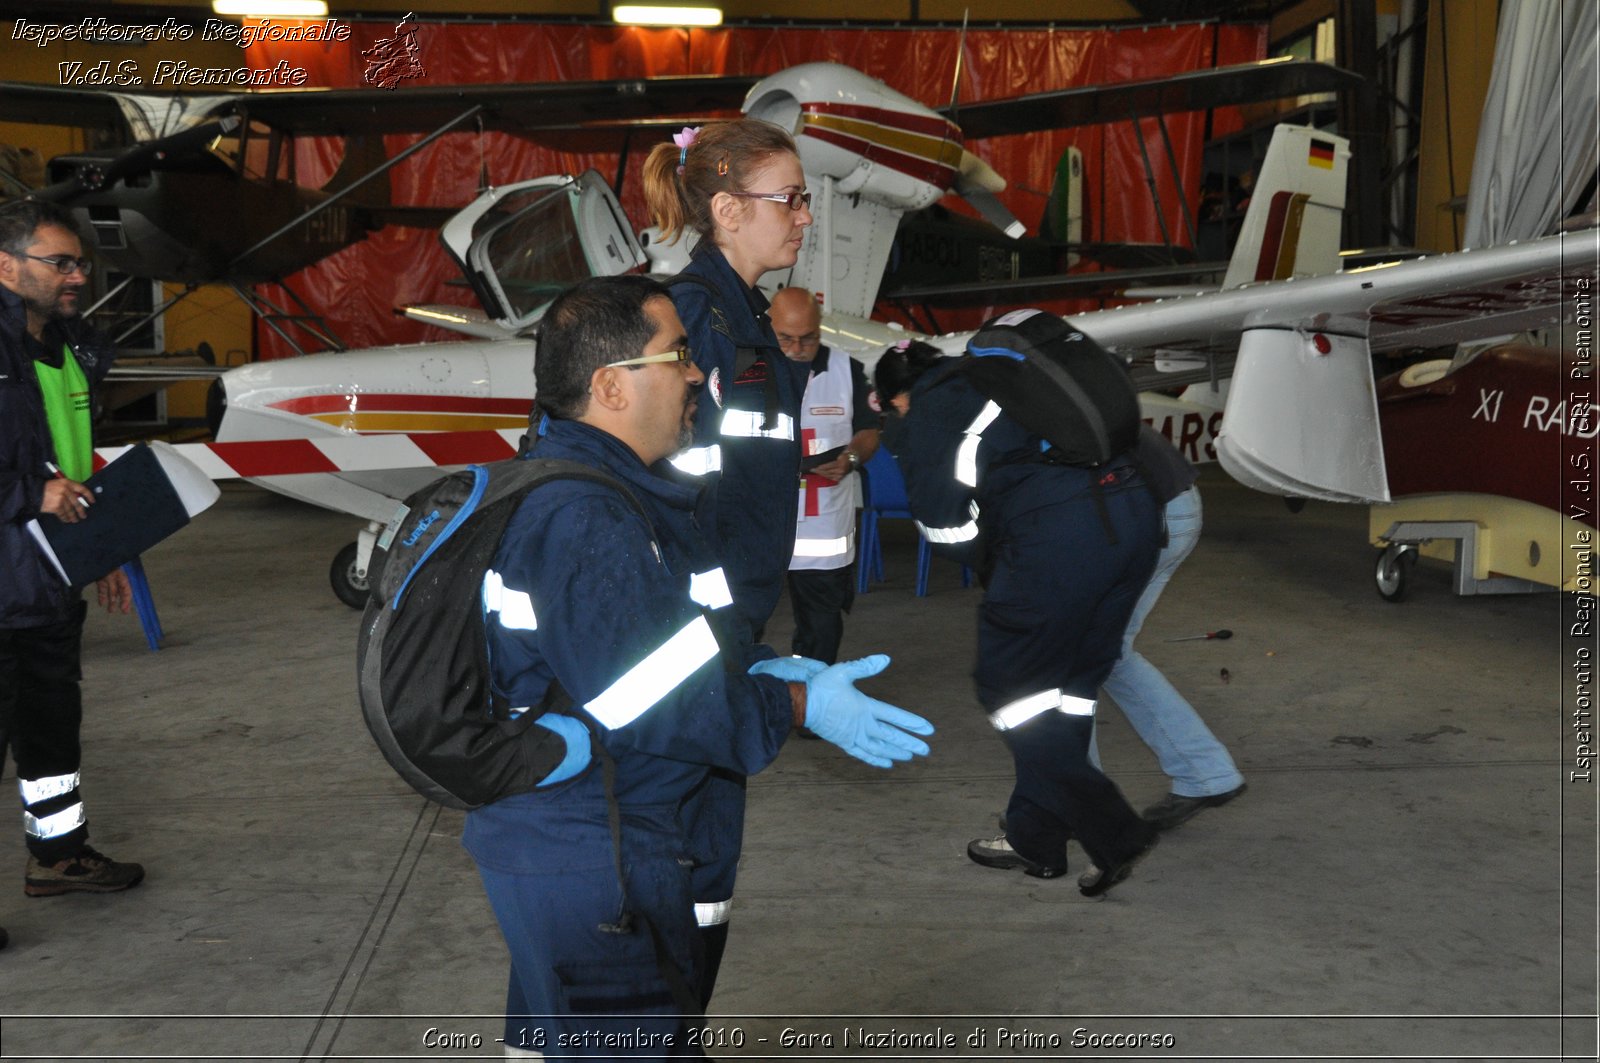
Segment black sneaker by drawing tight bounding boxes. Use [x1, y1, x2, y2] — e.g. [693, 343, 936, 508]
[1142, 782, 1248, 832]
[25, 845, 145, 897]
[966, 834, 1067, 879]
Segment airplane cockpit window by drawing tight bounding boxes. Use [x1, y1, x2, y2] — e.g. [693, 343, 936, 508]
[475, 186, 591, 321]
[208, 120, 283, 181]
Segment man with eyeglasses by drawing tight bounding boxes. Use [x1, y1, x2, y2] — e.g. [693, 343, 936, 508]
[466, 275, 931, 1050]
[0, 201, 144, 924]
[770, 286, 880, 667]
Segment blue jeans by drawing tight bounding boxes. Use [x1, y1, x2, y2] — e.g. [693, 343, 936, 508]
[1092, 487, 1244, 798]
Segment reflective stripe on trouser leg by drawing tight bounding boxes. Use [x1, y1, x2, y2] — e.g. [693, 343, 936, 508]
[694, 899, 732, 927]
[25, 802, 85, 840]
[21, 772, 86, 840]
[989, 688, 1096, 731]
[19, 772, 79, 805]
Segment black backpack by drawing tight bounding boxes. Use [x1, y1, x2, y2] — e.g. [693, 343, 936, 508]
[955, 308, 1141, 466]
[355, 458, 650, 811]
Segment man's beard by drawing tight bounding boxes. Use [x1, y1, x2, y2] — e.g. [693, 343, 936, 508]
[26, 289, 78, 322]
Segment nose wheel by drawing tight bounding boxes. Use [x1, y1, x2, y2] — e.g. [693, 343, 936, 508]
[330, 541, 372, 608]
[1374, 543, 1417, 602]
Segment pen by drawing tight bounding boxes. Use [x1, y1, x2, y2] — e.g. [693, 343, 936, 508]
[45, 461, 91, 508]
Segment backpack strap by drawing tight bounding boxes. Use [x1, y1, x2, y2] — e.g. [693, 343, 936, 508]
[666, 272, 781, 430]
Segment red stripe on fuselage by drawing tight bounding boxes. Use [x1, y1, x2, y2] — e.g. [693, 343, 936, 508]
[802, 100, 962, 141]
[410, 430, 520, 467]
[208, 439, 341, 477]
[801, 126, 958, 190]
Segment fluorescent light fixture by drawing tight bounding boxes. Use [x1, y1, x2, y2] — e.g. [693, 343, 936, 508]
[212, 0, 330, 15]
[613, 5, 723, 27]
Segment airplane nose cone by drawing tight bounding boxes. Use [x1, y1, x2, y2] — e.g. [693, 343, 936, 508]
[206, 378, 228, 438]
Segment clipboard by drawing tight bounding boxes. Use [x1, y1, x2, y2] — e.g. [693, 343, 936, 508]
[29, 442, 220, 589]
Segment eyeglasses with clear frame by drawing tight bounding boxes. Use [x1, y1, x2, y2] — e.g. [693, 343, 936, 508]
[15, 253, 93, 277]
[726, 190, 812, 211]
[605, 347, 693, 369]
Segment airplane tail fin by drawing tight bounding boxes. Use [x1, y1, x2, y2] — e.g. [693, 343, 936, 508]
[1220, 125, 1348, 290]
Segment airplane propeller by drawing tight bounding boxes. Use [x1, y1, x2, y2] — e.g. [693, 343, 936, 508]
[31, 115, 242, 202]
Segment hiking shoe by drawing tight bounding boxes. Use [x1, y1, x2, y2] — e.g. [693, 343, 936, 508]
[25, 845, 145, 896]
[1077, 832, 1158, 898]
[966, 834, 1067, 879]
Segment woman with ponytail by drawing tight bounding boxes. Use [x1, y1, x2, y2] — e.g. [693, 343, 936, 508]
[642, 119, 815, 1008]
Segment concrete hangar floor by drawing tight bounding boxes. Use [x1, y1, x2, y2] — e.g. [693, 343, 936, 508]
[0, 467, 1591, 1060]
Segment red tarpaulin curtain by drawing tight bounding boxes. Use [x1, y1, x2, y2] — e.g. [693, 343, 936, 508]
[250, 21, 1265, 359]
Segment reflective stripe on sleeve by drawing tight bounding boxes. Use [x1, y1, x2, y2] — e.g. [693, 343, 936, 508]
[670, 445, 722, 476]
[482, 569, 538, 631]
[720, 409, 795, 441]
[695, 899, 732, 927]
[19, 772, 80, 806]
[955, 401, 1002, 487]
[24, 803, 85, 840]
[689, 568, 734, 610]
[917, 500, 981, 544]
[793, 534, 852, 558]
[585, 615, 721, 730]
[989, 688, 1096, 731]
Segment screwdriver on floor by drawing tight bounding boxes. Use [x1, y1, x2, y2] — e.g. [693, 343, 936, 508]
[1166, 629, 1232, 642]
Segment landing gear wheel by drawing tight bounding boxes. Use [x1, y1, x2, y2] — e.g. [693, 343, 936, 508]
[330, 541, 371, 609]
[1374, 544, 1416, 603]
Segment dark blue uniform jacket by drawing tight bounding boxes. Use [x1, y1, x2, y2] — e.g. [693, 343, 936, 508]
[889, 368, 1146, 570]
[670, 244, 805, 634]
[471, 420, 793, 831]
[0, 284, 116, 628]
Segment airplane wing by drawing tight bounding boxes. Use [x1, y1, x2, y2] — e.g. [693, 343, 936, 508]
[0, 77, 757, 139]
[946, 58, 1363, 138]
[1069, 227, 1600, 503]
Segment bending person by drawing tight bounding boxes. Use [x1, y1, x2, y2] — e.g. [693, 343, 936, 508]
[1095, 425, 1245, 830]
[875, 335, 1158, 897]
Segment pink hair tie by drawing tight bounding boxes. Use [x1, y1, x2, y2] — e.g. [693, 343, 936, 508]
[673, 126, 700, 173]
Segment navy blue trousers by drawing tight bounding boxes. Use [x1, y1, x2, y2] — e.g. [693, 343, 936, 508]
[464, 784, 701, 1058]
[974, 476, 1161, 872]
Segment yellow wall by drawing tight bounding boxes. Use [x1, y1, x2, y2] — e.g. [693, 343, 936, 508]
[1413, 0, 1498, 252]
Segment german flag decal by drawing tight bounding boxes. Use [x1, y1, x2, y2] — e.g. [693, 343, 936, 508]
[1308, 138, 1337, 169]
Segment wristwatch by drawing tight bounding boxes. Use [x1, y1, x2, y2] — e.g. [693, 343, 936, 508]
[845, 451, 860, 470]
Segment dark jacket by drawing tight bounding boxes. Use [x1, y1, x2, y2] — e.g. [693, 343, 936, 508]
[0, 284, 117, 628]
[668, 244, 805, 635]
[480, 418, 792, 808]
[888, 367, 1150, 570]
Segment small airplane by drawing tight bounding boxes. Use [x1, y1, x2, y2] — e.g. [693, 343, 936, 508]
[0, 75, 778, 349]
[200, 60, 1361, 605]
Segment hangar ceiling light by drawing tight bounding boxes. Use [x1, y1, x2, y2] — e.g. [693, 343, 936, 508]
[613, 5, 724, 27]
[212, 0, 330, 14]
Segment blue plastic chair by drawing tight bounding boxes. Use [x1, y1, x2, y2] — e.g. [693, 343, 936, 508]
[857, 449, 971, 597]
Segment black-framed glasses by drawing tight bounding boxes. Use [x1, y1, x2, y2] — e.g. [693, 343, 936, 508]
[728, 190, 812, 212]
[606, 347, 692, 368]
[15, 253, 93, 277]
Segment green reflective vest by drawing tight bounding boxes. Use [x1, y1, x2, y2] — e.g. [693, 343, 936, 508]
[34, 343, 92, 481]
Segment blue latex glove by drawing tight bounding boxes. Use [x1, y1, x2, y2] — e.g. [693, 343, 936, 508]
[748, 656, 829, 684]
[532, 714, 591, 786]
[804, 655, 934, 768]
